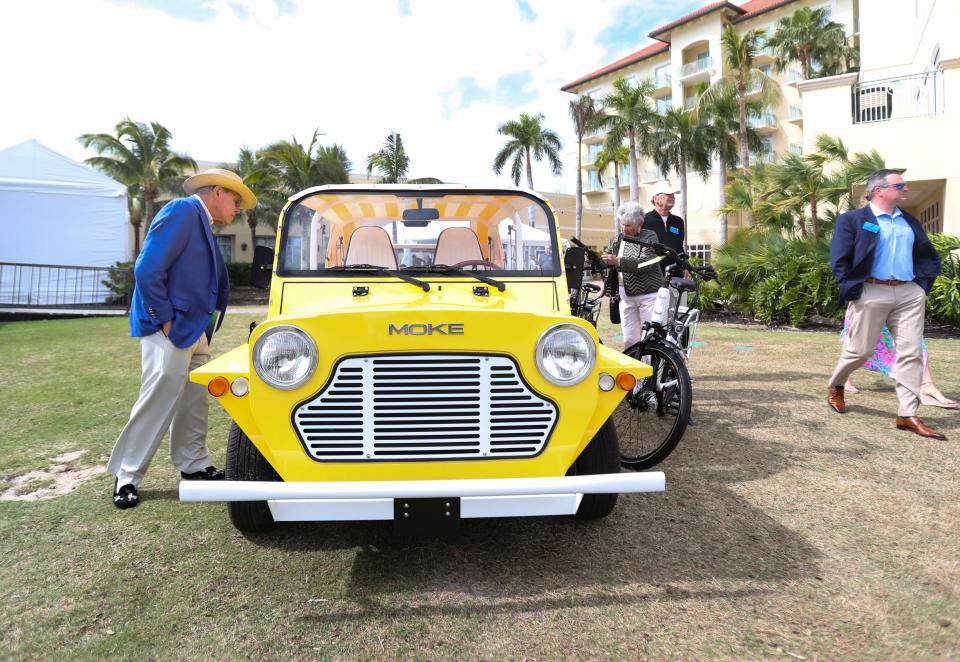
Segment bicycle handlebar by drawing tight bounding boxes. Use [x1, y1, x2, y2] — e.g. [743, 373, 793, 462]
[620, 236, 718, 282]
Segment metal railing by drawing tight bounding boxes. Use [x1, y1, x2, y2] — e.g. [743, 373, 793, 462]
[679, 57, 713, 78]
[852, 71, 943, 124]
[654, 73, 672, 88]
[0, 262, 133, 310]
[747, 112, 777, 129]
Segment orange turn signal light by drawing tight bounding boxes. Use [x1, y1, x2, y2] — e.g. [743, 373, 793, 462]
[616, 372, 637, 391]
[207, 376, 229, 397]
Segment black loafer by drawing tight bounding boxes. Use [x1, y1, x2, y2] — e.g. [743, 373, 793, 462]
[180, 466, 225, 480]
[113, 480, 139, 509]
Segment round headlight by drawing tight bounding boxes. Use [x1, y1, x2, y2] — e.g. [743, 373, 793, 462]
[535, 324, 596, 386]
[252, 325, 317, 390]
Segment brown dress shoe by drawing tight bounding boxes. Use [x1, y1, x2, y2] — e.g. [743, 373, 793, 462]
[827, 385, 846, 414]
[895, 416, 947, 440]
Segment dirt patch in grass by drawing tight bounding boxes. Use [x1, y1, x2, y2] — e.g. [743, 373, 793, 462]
[1, 451, 105, 501]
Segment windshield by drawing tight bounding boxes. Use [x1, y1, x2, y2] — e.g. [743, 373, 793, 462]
[276, 189, 559, 277]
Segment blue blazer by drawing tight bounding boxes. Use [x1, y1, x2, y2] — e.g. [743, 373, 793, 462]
[830, 205, 941, 305]
[129, 197, 229, 348]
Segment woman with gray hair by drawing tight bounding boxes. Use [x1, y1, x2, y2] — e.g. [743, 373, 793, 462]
[601, 202, 664, 350]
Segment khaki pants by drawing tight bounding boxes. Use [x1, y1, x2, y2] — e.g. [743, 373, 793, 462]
[828, 282, 926, 417]
[108, 332, 213, 487]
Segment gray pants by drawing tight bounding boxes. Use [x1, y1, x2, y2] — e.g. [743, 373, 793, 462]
[828, 282, 926, 417]
[108, 331, 213, 486]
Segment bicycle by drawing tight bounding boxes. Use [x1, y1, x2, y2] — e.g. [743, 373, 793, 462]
[565, 237, 718, 471]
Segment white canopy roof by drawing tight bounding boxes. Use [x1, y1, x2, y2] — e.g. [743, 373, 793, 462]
[0, 139, 129, 267]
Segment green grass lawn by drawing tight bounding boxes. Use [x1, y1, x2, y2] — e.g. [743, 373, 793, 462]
[1, 313, 958, 659]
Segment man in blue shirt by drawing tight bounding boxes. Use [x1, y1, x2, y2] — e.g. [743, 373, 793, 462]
[826, 170, 944, 439]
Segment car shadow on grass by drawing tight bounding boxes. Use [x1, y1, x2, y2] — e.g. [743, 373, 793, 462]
[238, 376, 831, 622]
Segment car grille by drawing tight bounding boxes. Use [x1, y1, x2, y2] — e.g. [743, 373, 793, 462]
[293, 353, 558, 461]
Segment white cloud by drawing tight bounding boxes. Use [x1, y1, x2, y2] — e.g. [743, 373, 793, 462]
[0, 0, 661, 193]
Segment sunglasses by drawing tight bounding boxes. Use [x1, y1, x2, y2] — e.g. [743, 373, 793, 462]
[877, 182, 907, 191]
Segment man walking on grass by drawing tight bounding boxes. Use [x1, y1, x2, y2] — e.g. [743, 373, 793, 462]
[108, 169, 257, 508]
[826, 169, 944, 439]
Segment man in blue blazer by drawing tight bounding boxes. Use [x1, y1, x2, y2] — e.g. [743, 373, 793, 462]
[108, 169, 257, 508]
[826, 169, 944, 439]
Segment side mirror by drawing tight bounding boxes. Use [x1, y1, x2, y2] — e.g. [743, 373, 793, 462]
[251, 245, 274, 289]
[563, 246, 587, 292]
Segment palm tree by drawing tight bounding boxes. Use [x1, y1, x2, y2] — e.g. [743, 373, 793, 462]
[78, 117, 196, 256]
[650, 107, 711, 245]
[366, 132, 410, 184]
[700, 27, 777, 173]
[767, 6, 851, 80]
[769, 152, 829, 240]
[601, 77, 657, 202]
[806, 133, 887, 212]
[256, 129, 350, 197]
[492, 112, 563, 190]
[594, 137, 629, 228]
[568, 96, 605, 238]
[227, 147, 284, 252]
[696, 85, 763, 244]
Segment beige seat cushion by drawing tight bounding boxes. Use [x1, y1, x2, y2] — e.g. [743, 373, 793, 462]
[344, 226, 398, 269]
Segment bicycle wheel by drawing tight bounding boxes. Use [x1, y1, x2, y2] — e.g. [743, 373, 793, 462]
[615, 342, 692, 470]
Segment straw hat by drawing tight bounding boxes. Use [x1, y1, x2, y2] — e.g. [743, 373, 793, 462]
[183, 168, 257, 209]
[649, 179, 680, 198]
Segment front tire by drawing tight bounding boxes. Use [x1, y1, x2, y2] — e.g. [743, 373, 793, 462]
[570, 417, 620, 520]
[225, 421, 281, 532]
[616, 342, 692, 471]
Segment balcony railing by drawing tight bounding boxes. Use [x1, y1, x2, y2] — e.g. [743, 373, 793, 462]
[679, 57, 713, 78]
[654, 73, 672, 88]
[789, 106, 803, 120]
[747, 112, 776, 129]
[852, 71, 943, 124]
[683, 97, 697, 110]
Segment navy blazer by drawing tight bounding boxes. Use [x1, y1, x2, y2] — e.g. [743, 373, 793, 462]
[642, 210, 685, 254]
[830, 205, 941, 305]
[129, 197, 229, 348]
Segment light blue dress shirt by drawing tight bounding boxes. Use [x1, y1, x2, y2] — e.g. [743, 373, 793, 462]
[868, 202, 914, 281]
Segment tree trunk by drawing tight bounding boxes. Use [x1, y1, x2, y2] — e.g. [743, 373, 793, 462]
[248, 211, 258, 257]
[717, 156, 728, 246]
[612, 165, 621, 230]
[575, 137, 583, 239]
[810, 194, 818, 240]
[679, 158, 688, 253]
[738, 78, 749, 173]
[131, 220, 142, 259]
[800, 49, 810, 80]
[525, 146, 534, 191]
[146, 197, 160, 237]
[628, 129, 639, 203]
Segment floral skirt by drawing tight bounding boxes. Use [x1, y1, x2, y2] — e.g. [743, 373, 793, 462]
[840, 308, 928, 379]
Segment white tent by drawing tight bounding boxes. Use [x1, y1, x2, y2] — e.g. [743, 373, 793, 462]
[0, 139, 129, 267]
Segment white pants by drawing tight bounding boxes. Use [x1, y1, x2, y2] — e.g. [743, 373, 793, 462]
[619, 290, 658, 351]
[108, 332, 213, 487]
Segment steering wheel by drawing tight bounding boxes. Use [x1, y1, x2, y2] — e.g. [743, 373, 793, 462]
[451, 259, 500, 269]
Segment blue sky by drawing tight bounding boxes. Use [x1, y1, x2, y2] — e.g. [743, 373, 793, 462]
[2, 0, 712, 192]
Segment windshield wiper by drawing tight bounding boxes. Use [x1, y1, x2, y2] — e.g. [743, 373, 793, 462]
[410, 264, 506, 292]
[327, 264, 430, 291]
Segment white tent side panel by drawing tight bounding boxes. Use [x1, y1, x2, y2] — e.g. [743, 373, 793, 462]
[0, 139, 129, 267]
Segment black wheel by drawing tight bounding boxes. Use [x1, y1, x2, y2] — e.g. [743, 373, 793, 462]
[568, 417, 620, 520]
[615, 342, 691, 471]
[226, 421, 281, 532]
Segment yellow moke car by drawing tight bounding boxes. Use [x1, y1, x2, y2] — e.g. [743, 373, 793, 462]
[181, 185, 663, 532]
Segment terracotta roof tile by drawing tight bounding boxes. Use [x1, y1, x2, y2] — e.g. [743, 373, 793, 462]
[733, 0, 796, 22]
[647, 1, 743, 39]
[561, 42, 669, 92]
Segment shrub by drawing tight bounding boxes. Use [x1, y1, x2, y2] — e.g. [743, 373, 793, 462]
[101, 261, 134, 306]
[927, 233, 960, 328]
[226, 262, 251, 287]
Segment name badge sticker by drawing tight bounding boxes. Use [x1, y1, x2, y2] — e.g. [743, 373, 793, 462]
[669, 226, 680, 235]
[862, 222, 880, 233]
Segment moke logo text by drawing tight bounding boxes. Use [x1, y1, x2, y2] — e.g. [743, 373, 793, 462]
[388, 323, 465, 336]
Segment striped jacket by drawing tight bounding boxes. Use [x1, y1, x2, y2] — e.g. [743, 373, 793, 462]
[605, 228, 664, 297]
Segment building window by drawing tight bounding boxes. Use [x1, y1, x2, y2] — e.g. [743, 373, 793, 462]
[759, 64, 772, 77]
[215, 235, 233, 262]
[789, 143, 803, 155]
[919, 201, 941, 234]
[620, 163, 630, 183]
[788, 68, 802, 82]
[587, 143, 602, 164]
[688, 244, 712, 264]
[255, 235, 275, 248]
[654, 64, 671, 87]
[656, 94, 672, 113]
[587, 170, 602, 191]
